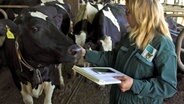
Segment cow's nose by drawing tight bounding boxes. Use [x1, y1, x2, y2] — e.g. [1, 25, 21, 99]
[68, 44, 82, 56]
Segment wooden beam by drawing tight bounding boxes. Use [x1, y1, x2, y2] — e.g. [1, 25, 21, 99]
[64, 0, 79, 20]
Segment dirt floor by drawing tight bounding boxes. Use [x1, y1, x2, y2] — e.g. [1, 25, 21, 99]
[0, 65, 184, 104]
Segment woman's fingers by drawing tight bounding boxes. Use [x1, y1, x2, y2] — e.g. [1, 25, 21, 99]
[114, 75, 133, 92]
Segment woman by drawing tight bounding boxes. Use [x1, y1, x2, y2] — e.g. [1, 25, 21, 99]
[79, 0, 177, 104]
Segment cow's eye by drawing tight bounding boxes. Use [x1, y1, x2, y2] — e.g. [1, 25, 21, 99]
[31, 26, 39, 32]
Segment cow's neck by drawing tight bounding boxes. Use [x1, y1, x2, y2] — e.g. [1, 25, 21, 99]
[15, 40, 46, 84]
[15, 40, 46, 72]
[15, 41, 34, 71]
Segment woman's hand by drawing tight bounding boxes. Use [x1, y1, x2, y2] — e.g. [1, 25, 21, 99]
[115, 75, 133, 92]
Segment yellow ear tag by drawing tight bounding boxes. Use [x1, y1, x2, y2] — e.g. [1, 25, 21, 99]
[6, 26, 15, 39]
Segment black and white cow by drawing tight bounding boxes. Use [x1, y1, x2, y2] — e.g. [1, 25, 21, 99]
[0, 19, 16, 67]
[90, 4, 128, 51]
[0, 3, 81, 104]
[0, 0, 72, 67]
[73, 2, 104, 47]
[74, 3, 128, 51]
[72, 2, 104, 66]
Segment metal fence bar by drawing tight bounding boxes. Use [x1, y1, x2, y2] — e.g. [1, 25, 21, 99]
[0, 8, 8, 19]
[0, 5, 29, 8]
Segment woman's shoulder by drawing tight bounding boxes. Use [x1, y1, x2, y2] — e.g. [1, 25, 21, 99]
[151, 33, 176, 56]
[152, 33, 175, 50]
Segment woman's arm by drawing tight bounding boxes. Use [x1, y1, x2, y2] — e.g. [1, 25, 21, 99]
[84, 49, 118, 67]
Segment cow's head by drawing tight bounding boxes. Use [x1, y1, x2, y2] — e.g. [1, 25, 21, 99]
[14, 9, 81, 64]
[42, 1, 72, 35]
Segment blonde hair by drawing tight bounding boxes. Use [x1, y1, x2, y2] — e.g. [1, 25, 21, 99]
[126, 0, 172, 50]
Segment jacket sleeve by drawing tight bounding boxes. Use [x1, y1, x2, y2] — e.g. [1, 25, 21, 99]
[84, 49, 118, 67]
[131, 49, 177, 98]
[84, 33, 128, 67]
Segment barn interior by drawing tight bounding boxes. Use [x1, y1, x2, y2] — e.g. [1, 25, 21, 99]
[0, 0, 184, 104]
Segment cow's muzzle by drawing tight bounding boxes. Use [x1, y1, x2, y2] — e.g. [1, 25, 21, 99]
[68, 44, 83, 59]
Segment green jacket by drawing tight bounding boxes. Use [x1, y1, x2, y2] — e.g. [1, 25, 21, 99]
[85, 33, 177, 104]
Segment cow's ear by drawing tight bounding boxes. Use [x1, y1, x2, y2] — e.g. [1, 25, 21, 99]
[0, 19, 18, 46]
[62, 3, 72, 17]
[53, 14, 63, 30]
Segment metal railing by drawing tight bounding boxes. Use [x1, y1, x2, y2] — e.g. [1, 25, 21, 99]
[0, 5, 29, 19]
